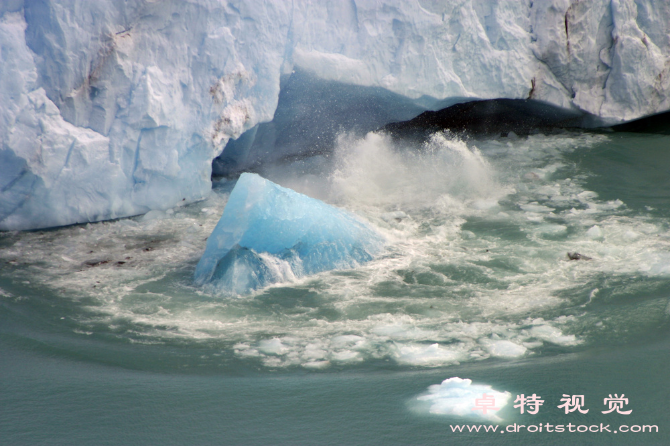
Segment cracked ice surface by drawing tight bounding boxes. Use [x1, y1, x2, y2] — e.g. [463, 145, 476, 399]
[2, 0, 670, 230]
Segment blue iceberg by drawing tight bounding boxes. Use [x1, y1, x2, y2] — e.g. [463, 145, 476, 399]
[194, 173, 384, 295]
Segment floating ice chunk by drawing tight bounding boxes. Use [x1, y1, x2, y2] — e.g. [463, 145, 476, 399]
[577, 191, 599, 201]
[330, 335, 366, 349]
[643, 253, 670, 276]
[302, 360, 330, 370]
[520, 203, 555, 213]
[194, 173, 384, 294]
[331, 350, 362, 363]
[623, 230, 640, 241]
[416, 377, 511, 422]
[480, 339, 527, 358]
[587, 225, 604, 240]
[371, 324, 433, 340]
[393, 343, 466, 367]
[302, 343, 328, 360]
[535, 224, 567, 235]
[258, 338, 288, 355]
[529, 325, 580, 346]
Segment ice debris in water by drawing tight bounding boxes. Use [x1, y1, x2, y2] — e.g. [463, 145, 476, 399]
[194, 173, 384, 295]
[416, 377, 511, 422]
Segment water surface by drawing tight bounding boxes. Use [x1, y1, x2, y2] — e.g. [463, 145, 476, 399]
[1, 130, 668, 444]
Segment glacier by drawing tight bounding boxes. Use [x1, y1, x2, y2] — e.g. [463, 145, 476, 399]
[2, 0, 670, 230]
[194, 173, 384, 295]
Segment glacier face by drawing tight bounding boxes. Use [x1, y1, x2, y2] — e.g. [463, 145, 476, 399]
[194, 173, 385, 295]
[2, 0, 670, 230]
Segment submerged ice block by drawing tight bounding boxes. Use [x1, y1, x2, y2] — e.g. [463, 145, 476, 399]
[194, 173, 384, 295]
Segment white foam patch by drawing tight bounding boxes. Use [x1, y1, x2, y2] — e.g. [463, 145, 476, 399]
[416, 377, 511, 422]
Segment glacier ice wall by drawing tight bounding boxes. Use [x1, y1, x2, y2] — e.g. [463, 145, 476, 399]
[194, 173, 384, 295]
[2, 0, 670, 230]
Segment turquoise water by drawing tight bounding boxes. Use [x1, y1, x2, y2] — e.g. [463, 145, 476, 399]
[1, 130, 669, 445]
